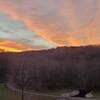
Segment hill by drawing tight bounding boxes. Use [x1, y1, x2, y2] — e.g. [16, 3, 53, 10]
[0, 45, 100, 91]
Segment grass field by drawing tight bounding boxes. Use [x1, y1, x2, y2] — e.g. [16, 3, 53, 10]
[0, 84, 57, 100]
[0, 84, 100, 100]
[93, 91, 100, 99]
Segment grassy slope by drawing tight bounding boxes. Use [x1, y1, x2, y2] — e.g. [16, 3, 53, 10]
[0, 84, 100, 100]
[93, 92, 100, 99]
[0, 84, 19, 100]
[0, 84, 56, 100]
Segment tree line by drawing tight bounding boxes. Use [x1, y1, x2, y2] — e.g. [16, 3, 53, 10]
[0, 45, 100, 92]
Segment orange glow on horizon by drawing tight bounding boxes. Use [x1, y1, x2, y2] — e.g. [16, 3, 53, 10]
[0, 40, 33, 52]
[0, 46, 22, 52]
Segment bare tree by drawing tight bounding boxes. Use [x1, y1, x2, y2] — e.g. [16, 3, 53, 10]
[10, 58, 32, 100]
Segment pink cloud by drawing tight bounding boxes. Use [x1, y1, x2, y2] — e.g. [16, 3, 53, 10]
[0, 0, 99, 46]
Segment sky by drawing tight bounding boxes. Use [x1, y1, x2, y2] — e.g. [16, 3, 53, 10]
[0, 0, 100, 52]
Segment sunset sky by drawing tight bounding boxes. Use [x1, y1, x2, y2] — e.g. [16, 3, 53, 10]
[0, 0, 100, 52]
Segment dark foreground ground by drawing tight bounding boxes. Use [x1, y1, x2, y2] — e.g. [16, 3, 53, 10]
[0, 84, 99, 100]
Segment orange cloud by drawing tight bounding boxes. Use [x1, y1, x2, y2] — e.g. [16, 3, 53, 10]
[0, 40, 33, 52]
[0, 0, 100, 46]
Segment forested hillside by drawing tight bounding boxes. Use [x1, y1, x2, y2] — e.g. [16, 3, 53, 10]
[0, 46, 100, 91]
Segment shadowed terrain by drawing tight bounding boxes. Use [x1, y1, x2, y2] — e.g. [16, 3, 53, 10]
[0, 46, 100, 96]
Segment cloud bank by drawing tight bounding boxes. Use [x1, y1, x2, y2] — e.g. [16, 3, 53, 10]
[0, 0, 100, 46]
[0, 40, 33, 52]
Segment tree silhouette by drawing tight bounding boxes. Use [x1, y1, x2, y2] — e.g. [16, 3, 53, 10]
[10, 58, 32, 100]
